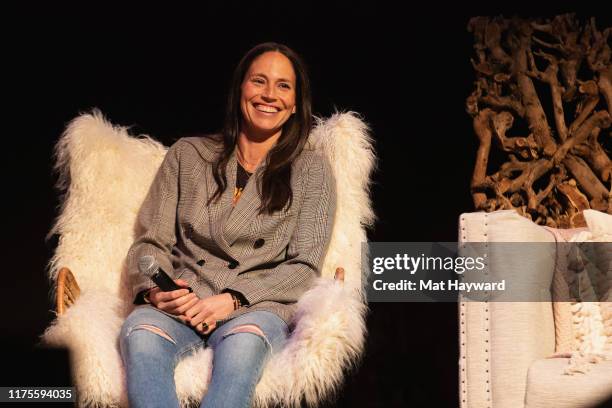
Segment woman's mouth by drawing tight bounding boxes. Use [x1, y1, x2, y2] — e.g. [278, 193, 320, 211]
[253, 103, 281, 114]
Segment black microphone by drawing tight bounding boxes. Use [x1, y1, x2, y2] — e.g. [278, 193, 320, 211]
[138, 255, 193, 292]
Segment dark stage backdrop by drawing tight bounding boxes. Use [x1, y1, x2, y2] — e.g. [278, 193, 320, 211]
[4, 3, 610, 407]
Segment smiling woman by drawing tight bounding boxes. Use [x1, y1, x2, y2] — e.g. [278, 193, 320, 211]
[119, 42, 337, 408]
[239, 51, 297, 151]
[210, 42, 314, 214]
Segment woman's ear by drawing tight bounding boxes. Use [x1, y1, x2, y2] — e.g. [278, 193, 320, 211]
[292, 106, 296, 114]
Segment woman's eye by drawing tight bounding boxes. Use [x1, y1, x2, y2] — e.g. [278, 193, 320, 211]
[279, 83, 291, 89]
[252, 78, 264, 84]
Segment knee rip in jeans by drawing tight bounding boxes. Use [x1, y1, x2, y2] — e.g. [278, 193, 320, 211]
[224, 324, 267, 342]
[131, 324, 176, 345]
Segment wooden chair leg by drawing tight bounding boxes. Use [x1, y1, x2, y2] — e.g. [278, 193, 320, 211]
[56, 267, 80, 315]
[334, 267, 345, 282]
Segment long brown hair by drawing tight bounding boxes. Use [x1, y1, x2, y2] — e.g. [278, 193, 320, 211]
[207, 42, 313, 214]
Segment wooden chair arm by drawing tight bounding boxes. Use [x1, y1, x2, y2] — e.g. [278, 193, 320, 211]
[56, 267, 81, 315]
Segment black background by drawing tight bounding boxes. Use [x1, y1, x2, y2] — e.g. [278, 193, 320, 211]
[3, 2, 611, 407]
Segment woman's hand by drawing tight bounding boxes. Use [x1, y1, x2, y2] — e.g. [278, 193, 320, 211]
[184, 293, 235, 335]
[147, 279, 199, 322]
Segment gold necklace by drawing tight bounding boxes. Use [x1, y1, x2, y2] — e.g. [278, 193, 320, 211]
[236, 146, 259, 172]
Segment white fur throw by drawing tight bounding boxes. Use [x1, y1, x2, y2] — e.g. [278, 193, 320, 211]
[41, 110, 376, 407]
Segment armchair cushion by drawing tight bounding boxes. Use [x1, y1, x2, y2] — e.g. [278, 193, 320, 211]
[563, 210, 612, 374]
[42, 110, 375, 407]
[525, 358, 612, 408]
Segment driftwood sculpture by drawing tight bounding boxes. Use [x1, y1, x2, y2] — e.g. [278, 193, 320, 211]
[466, 14, 611, 228]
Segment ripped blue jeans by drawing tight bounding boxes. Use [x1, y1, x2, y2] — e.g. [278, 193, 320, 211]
[119, 305, 289, 408]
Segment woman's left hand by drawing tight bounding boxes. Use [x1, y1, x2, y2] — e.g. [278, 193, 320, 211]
[184, 293, 235, 335]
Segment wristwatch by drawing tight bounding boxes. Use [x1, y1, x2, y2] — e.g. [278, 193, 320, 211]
[222, 289, 248, 310]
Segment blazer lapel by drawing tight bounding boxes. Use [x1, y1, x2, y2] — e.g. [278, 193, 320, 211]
[224, 158, 266, 247]
[207, 148, 237, 258]
[206, 146, 267, 258]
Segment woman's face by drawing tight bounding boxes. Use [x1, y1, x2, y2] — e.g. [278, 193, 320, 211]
[240, 51, 297, 138]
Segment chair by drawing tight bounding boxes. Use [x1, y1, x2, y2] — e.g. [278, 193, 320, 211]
[42, 110, 376, 407]
[458, 209, 612, 408]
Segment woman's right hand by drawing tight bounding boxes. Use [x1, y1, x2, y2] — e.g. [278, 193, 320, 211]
[147, 279, 200, 320]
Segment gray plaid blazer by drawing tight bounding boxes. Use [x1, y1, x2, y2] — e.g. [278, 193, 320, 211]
[126, 135, 336, 327]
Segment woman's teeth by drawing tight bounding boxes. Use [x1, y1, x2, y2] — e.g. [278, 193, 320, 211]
[255, 104, 279, 113]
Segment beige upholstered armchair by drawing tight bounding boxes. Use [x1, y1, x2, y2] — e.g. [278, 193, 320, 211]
[458, 209, 612, 408]
[42, 110, 375, 407]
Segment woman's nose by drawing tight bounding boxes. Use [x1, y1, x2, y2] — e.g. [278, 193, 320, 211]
[262, 85, 276, 99]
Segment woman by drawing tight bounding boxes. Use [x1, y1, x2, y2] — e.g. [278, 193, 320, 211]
[119, 42, 337, 408]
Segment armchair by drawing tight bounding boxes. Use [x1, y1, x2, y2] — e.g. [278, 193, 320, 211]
[42, 110, 376, 407]
[458, 209, 612, 408]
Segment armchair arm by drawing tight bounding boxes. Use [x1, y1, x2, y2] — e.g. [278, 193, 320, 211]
[53, 266, 343, 316]
[459, 211, 556, 408]
[56, 267, 81, 315]
[53, 263, 343, 317]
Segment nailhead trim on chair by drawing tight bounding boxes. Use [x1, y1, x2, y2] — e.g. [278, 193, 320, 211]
[459, 215, 467, 408]
[483, 213, 491, 406]
[458, 212, 492, 408]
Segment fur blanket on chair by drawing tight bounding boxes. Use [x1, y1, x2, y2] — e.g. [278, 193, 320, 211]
[41, 110, 376, 407]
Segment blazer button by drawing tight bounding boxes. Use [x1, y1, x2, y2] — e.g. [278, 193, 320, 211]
[253, 238, 265, 249]
[196, 259, 205, 266]
[228, 261, 239, 269]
